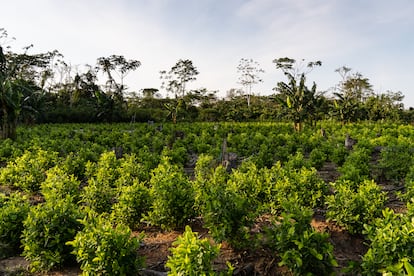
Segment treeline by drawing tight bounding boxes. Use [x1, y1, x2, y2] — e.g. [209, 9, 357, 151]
[1, 29, 413, 139]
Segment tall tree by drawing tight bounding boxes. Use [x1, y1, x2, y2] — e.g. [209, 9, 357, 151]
[160, 59, 198, 98]
[365, 91, 404, 121]
[237, 58, 264, 108]
[333, 66, 373, 123]
[0, 30, 60, 138]
[96, 55, 141, 102]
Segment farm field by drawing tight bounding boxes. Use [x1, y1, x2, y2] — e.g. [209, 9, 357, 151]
[1, 121, 414, 275]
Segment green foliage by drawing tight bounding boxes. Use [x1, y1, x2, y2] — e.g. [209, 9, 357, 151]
[326, 179, 387, 234]
[263, 161, 327, 212]
[22, 196, 82, 272]
[0, 192, 30, 258]
[85, 151, 121, 186]
[166, 225, 229, 276]
[67, 212, 144, 276]
[309, 147, 327, 170]
[41, 166, 81, 202]
[264, 202, 337, 275]
[115, 153, 151, 185]
[81, 151, 121, 213]
[329, 145, 348, 166]
[144, 157, 195, 229]
[362, 208, 414, 275]
[0, 148, 58, 192]
[378, 145, 414, 182]
[111, 180, 151, 228]
[60, 149, 100, 179]
[398, 165, 414, 201]
[338, 147, 372, 183]
[81, 177, 117, 214]
[194, 164, 256, 249]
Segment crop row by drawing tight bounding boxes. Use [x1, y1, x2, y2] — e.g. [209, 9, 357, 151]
[1, 121, 414, 275]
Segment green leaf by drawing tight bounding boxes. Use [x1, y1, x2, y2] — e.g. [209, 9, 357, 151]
[404, 259, 414, 276]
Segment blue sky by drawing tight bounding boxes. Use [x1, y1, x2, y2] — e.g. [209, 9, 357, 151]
[3, 0, 414, 107]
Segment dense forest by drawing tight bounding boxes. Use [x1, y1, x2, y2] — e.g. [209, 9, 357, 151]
[1, 28, 412, 140]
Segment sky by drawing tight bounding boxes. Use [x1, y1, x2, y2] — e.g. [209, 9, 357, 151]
[2, 0, 414, 107]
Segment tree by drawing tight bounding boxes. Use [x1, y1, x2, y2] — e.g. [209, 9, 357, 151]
[237, 58, 264, 108]
[274, 57, 321, 80]
[96, 55, 141, 103]
[273, 57, 322, 131]
[365, 91, 404, 121]
[160, 59, 198, 98]
[332, 66, 373, 123]
[95, 55, 140, 122]
[0, 30, 60, 138]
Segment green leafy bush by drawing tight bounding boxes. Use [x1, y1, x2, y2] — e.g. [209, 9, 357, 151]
[41, 166, 81, 202]
[115, 153, 151, 185]
[264, 202, 337, 275]
[166, 225, 231, 275]
[144, 157, 195, 229]
[309, 147, 328, 170]
[378, 145, 414, 182]
[67, 212, 144, 276]
[0, 192, 30, 258]
[21, 196, 82, 272]
[338, 148, 372, 183]
[0, 148, 59, 192]
[329, 145, 348, 166]
[326, 179, 387, 234]
[60, 148, 99, 179]
[263, 162, 327, 212]
[111, 180, 151, 228]
[81, 151, 121, 213]
[84, 151, 121, 186]
[362, 208, 414, 274]
[81, 177, 117, 214]
[194, 164, 256, 249]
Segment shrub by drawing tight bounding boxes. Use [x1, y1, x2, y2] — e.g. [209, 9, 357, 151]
[263, 162, 327, 212]
[378, 145, 414, 182]
[111, 180, 151, 228]
[115, 153, 151, 186]
[165, 225, 230, 275]
[195, 164, 255, 249]
[338, 148, 372, 183]
[264, 201, 337, 275]
[81, 151, 121, 213]
[21, 196, 82, 272]
[362, 208, 414, 274]
[41, 166, 81, 202]
[0, 148, 59, 192]
[81, 177, 117, 214]
[0, 192, 30, 258]
[309, 147, 328, 170]
[84, 151, 121, 186]
[144, 157, 195, 229]
[67, 212, 144, 276]
[326, 179, 387, 234]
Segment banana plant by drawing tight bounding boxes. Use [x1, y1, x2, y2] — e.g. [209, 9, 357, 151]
[0, 46, 22, 139]
[275, 73, 317, 131]
[164, 98, 184, 124]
